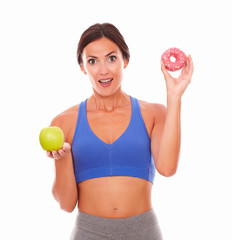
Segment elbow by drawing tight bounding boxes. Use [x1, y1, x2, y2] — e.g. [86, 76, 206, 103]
[60, 203, 76, 213]
[52, 188, 78, 213]
[157, 167, 177, 177]
[156, 157, 179, 177]
[58, 198, 77, 213]
[161, 169, 177, 177]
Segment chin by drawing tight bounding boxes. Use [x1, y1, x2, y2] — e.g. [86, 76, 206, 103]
[93, 85, 121, 97]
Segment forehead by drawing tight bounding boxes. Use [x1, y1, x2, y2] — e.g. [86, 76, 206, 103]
[82, 37, 121, 57]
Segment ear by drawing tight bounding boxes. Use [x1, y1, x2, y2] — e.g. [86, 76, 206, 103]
[123, 59, 129, 69]
[80, 64, 87, 75]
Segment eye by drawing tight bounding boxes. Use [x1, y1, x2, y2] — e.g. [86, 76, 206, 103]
[88, 59, 96, 64]
[108, 56, 116, 62]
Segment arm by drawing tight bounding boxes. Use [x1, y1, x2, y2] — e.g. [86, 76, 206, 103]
[48, 114, 78, 212]
[151, 98, 181, 176]
[151, 55, 194, 177]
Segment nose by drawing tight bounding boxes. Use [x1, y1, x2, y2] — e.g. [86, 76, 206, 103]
[99, 62, 109, 76]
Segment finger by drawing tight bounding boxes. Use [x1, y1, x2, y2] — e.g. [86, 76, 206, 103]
[52, 151, 61, 160]
[183, 56, 189, 75]
[46, 151, 53, 158]
[186, 55, 189, 72]
[160, 60, 167, 73]
[58, 149, 66, 158]
[62, 142, 71, 152]
[186, 55, 194, 84]
[182, 55, 191, 77]
[181, 58, 188, 75]
[183, 56, 193, 81]
[189, 55, 194, 74]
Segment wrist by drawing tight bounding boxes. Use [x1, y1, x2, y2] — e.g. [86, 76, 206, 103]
[167, 93, 182, 105]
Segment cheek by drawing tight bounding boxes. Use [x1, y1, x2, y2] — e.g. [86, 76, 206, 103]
[111, 62, 124, 75]
[85, 66, 97, 76]
[117, 65, 124, 80]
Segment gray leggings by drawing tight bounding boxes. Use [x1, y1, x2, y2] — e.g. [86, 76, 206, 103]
[70, 208, 163, 240]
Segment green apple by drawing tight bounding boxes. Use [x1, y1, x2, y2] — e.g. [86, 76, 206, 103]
[39, 126, 64, 151]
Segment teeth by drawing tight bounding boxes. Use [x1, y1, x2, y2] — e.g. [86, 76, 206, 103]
[99, 78, 112, 83]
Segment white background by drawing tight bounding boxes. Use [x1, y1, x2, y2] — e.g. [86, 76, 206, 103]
[1, 0, 231, 239]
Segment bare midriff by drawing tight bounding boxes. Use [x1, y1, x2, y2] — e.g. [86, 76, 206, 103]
[77, 176, 153, 218]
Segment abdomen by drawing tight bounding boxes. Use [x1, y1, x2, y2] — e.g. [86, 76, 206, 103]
[77, 176, 152, 218]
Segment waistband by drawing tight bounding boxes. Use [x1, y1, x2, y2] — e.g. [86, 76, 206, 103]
[75, 208, 158, 234]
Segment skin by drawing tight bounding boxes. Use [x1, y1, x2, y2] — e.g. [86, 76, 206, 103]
[47, 37, 194, 216]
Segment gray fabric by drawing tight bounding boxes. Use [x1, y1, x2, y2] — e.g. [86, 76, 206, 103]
[70, 208, 163, 240]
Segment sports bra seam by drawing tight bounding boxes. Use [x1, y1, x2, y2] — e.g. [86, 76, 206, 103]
[135, 98, 151, 142]
[78, 167, 150, 174]
[77, 168, 152, 182]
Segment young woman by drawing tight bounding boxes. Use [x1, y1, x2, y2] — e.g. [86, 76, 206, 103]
[47, 23, 194, 239]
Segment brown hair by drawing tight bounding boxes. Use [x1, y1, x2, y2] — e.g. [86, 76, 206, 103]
[77, 23, 130, 65]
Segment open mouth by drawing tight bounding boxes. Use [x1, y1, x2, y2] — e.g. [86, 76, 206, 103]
[98, 78, 113, 87]
[98, 78, 113, 83]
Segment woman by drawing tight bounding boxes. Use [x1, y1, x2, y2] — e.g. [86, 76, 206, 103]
[47, 23, 194, 239]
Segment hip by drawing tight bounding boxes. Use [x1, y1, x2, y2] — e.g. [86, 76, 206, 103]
[70, 208, 163, 240]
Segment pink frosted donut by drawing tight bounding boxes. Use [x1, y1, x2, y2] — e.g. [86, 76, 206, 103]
[161, 48, 187, 71]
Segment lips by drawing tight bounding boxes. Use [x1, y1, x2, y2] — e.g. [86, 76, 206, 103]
[98, 78, 113, 83]
[98, 78, 113, 88]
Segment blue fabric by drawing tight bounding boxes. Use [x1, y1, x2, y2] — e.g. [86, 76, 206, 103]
[71, 95, 155, 185]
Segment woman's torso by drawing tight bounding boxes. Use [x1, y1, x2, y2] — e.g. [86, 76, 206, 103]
[64, 96, 155, 218]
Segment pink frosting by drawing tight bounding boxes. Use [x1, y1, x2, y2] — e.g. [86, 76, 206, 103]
[161, 48, 187, 71]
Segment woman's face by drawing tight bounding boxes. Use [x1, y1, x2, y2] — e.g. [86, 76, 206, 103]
[81, 37, 128, 97]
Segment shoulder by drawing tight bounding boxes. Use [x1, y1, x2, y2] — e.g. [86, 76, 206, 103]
[50, 104, 80, 125]
[50, 104, 80, 143]
[137, 98, 166, 122]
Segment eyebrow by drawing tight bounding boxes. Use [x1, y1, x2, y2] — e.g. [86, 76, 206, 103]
[87, 51, 117, 59]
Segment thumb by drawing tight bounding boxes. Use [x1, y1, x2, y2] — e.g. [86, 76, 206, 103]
[160, 60, 171, 80]
[62, 142, 71, 152]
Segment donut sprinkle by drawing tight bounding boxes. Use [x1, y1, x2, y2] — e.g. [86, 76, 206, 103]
[161, 48, 187, 71]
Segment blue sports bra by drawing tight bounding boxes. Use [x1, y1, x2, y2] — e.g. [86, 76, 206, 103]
[71, 95, 156, 185]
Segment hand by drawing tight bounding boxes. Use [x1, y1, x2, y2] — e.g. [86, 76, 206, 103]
[46, 142, 71, 160]
[161, 55, 194, 98]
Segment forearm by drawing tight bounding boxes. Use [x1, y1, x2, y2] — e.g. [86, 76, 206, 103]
[52, 153, 78, 212]
[156, 95, 181, 176]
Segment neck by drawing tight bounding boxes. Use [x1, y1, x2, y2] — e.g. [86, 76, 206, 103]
[88, 88, 130, 112]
